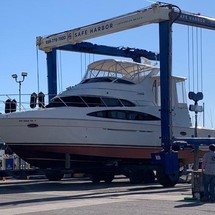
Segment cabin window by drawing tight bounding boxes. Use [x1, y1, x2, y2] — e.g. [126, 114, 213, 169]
[152, 79, 187, 106]
[82, 96, 104, 107]
[102, 98, 122, 107]
[81, 77, 134, 84]
[46, 96, 135, 108]
[107, 110, 127, 119]
[120, 99, 135, 107]
[176, 81, 187, 104]
[45, 97, 65, 107]
[46, 96, 86, 107]
[81, 77, 113, 83]
[87, 110, 160, 121]
[152, 80, 161, 106]
[63, 96, 87, 107]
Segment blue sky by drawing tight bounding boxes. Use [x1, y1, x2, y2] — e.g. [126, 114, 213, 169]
[1, 0, 215, 127]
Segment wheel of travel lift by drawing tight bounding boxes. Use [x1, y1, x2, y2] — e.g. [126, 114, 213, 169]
[90, 173, 102, 183]
[128, 169, 144, 184]
[142, 169, 155, 184]
[156, 167, 179, 187]
[45, 171, 64, 181]
[103, 172, 115, 183]
[14, 171, 28, 180]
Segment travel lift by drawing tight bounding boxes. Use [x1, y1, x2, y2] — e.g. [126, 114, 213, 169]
[37, 3, 215, 195]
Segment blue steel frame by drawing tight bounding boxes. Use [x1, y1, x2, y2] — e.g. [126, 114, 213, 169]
[159, 21, 172, 153]
[46, 42, 160, 101]
[45, 6, 215, 175]
[47, 49, 57, 100]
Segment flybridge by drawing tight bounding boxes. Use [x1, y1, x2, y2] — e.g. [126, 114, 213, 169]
[37, 4, 171, 52]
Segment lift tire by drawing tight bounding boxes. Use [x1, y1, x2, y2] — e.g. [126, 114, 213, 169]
[142, 169, 155, 184]
[103, 173, 115, 183]
[45, 172, 64, 181]
[156, 167, 179, 187]
[14, 172, 28, 180]
[129, 169, 144, 184]
[90, 174, 102, 183]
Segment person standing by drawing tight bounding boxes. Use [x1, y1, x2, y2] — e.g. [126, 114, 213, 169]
[202, 144, 215, 202]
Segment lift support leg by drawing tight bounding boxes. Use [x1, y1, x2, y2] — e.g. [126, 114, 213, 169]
[151, 20, 179, 187]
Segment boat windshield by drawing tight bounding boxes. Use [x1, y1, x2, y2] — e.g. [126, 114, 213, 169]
[46, 96, 135, 108]
[81, 59, 158, 84]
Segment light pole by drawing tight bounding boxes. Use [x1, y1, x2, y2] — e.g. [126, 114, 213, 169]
[188, 91, 204, 200]
[11, 72, 28, 170]
[11, 72, 28, 111]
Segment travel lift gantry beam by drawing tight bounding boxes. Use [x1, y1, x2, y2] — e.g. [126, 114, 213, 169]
[36, 3, 215, 187]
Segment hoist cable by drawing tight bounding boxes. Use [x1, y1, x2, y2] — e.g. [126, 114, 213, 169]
[200, 29, 203, 92]
[192, 27, 195, 91]
[36, 46, 40, 93]
[57, 51, 63, 92]
[80, 53, 83, 79]
[196, 28, 199, 92]
[89, 53, 91, 65]
[57, 51, 60, 92]
[85, 53, 87, 75]
[60, 51, 63, 91]
[187, 26, 191, 92]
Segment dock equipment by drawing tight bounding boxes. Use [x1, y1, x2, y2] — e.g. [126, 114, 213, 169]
[36, 3, 215, 187]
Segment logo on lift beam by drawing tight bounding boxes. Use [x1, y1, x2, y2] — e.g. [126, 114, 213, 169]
[74, 23, 113, 39]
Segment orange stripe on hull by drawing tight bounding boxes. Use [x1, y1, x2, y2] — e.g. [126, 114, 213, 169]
[11, 144, 199, 164]
[42, 145, 162, 159]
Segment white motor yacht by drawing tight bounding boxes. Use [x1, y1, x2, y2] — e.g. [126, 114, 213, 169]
[0, 59, 214, 170]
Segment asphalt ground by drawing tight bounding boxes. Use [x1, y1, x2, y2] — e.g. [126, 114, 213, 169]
[0, 176, 214, 215]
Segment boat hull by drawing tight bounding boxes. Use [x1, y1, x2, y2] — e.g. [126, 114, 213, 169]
[8, 142, 196, 169]
[0, 110, 214, 169]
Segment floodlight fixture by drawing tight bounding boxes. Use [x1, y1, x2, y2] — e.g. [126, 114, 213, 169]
[11, 72, 28, 111]
[21, 72, 28, 77]
[12, 74, 18, 79]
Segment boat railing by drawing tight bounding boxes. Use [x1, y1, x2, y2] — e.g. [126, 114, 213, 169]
[0, 93, 49, 114]
[55, 96, 68, 107]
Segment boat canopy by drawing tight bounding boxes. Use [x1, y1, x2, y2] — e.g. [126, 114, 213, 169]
[82, 59, 159, 84]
